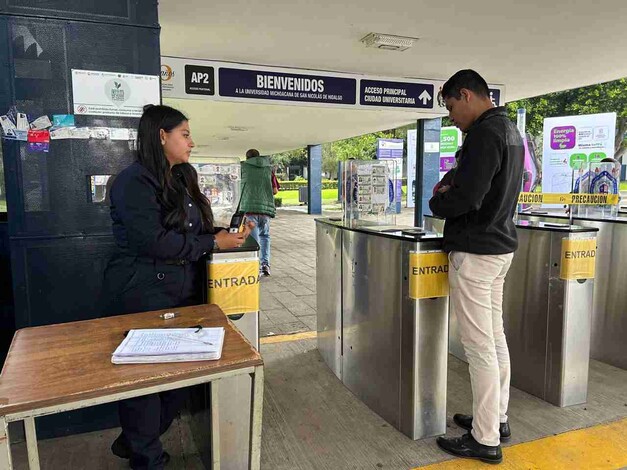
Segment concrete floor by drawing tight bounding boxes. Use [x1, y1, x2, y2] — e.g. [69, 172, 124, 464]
[11, 336, 627, 469]
[9, 208, 627, 469]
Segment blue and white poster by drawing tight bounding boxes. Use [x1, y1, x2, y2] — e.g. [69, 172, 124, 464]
[406, 130, 417, 208]
[377, 139, 404, 213]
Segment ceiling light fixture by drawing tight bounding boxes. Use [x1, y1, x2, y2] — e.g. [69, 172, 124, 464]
[360, 32, 418, 52]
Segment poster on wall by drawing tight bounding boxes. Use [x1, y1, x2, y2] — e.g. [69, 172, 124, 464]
[71, 70, 160, 117]
[439, 127, 462, 180]
[406, 127, 460, 208]
[406, 130, 417, 208]
[376, 139, 403, 213]
[542, 113, 616, 196]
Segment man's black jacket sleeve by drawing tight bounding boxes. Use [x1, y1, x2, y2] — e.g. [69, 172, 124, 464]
[429, 129, 503, 219]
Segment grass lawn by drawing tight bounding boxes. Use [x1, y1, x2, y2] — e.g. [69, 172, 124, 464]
[277, 186, 409, 206]
[277, 188, 339, 206]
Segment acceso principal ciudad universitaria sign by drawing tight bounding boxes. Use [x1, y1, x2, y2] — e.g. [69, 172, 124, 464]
[160, 57, 505, 113]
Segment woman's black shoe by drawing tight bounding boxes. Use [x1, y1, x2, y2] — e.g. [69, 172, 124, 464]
[111, 436, 170, 466]
[436, 433, 502, 464]
[111, 434, 131, 459]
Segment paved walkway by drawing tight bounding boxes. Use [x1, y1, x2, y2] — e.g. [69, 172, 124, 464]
[259, 206, 415, 336]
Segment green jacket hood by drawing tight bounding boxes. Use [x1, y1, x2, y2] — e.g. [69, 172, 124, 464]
[243, 156, 272, 168]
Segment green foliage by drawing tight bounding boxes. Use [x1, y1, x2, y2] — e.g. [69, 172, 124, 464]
[270, 148, 307, 173]
[271, 125, 414, 179]
[507, 78, 627, 160]
[274, 197, 282, 207]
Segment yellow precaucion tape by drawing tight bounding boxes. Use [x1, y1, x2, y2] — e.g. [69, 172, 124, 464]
[518, 192, 620, 205]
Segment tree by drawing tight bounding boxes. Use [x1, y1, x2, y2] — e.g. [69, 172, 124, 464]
[270, 148, 307, 177]
[270, 127, 410, 179]
[506, 78, 627, 161]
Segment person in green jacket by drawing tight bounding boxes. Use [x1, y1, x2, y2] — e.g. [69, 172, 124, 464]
[241, 149, 277, 276]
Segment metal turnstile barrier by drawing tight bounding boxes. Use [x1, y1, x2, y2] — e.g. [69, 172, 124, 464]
[189, 237, 260, 470]
[519, 211, 627, 370]
[316, 219, 448, 439]
[447, 221, 598, 407]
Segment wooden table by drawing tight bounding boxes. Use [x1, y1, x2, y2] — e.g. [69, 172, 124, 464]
[0, 304, 264, 470]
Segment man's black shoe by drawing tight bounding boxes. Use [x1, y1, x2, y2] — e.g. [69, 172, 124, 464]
[453, 414, 511, 442]
[436, 433, 502, 464]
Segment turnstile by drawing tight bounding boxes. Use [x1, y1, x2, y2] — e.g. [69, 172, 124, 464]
[445, 221, 598, 407]
[316, 219, 448, 439]
[519, 211, 627, 370]
[190, 237, 260, 470]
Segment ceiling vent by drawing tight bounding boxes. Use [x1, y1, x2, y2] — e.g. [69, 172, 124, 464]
[360, 33, 417, 52]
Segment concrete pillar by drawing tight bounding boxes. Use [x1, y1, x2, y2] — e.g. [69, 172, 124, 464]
[307, 144, 322, 214]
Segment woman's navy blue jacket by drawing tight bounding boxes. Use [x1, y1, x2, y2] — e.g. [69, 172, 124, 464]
[102, 162, 217, 315]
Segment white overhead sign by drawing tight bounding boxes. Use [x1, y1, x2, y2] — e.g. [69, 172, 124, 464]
[72, 70, 160, 117]
[161, 57, 506, 113]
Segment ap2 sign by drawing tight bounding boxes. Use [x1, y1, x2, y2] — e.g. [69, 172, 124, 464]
[185, 65, 215, 95]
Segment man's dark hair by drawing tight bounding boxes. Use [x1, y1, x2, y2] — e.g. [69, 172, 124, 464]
[438, 69, 490, 106]
[246, 148, 260, 159]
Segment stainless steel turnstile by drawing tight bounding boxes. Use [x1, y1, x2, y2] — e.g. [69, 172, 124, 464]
[191, 237, 260, 470]
[519, 211, 627, 370]
[316, 220, 343, 380]
[316, 219, 448, 439]
[445, 221, 598, 407]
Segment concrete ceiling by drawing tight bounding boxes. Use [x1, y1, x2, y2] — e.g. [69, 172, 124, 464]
[158, 0, 627, 158]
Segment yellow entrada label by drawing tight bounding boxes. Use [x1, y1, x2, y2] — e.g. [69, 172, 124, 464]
[560, 238, 597, 280]
[409, 252, 449, 300]
[207, 259, 260, 314]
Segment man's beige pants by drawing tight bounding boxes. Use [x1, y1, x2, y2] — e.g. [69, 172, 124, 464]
[448, 251, 514, 447]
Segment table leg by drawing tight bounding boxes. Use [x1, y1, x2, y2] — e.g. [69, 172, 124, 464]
[248, 366, 264, 470]
[0, 416, 13, 470]
[24, 417, 40, 470]
[211, 381, 220, 470]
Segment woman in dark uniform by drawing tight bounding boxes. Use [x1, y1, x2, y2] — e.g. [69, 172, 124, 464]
[103, 104, 251, 469]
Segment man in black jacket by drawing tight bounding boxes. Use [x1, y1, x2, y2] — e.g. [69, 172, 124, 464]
[430, 70, 524, 465]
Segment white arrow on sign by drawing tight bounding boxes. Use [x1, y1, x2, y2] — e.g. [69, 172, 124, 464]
[419, 90, 432, 105]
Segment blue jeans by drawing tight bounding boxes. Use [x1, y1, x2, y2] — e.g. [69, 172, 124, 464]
[247, 214, 271, 266]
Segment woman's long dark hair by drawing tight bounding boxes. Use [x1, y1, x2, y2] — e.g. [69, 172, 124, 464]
[136, 105, 214, 232]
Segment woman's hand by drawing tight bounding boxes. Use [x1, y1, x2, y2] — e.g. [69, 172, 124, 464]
[214, 230, 246, 249]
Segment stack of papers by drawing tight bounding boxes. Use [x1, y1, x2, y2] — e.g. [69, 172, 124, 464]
[112, 328, 225, 364]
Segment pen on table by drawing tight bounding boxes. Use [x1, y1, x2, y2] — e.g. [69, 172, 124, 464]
[167, 334, 215, 345]
[122, 325, 203, 337]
